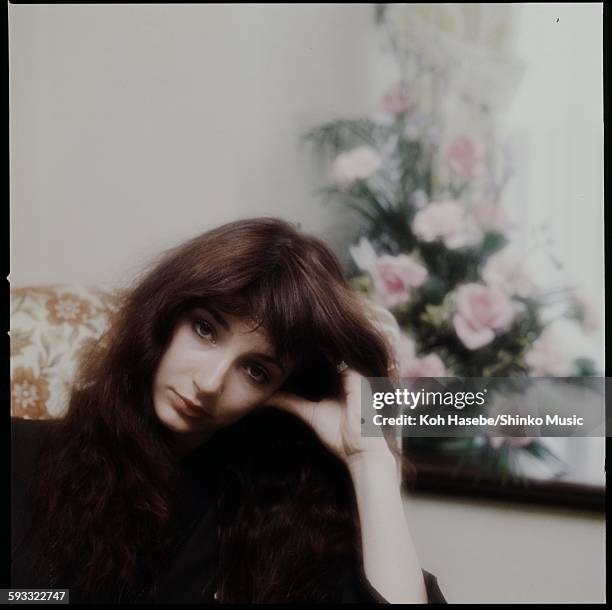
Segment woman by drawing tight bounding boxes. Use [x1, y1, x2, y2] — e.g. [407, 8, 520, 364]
[11, 218, 446, 604]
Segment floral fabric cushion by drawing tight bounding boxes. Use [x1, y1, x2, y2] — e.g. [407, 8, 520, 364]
[10, 285, 120, 419]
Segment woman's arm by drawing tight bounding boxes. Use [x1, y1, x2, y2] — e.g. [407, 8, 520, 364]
[269, 370, 431, 604]
[347, 448, 427, 604]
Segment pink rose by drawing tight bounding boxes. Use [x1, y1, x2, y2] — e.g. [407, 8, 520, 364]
[394, 333, 447, 378]
[472, 202, 513, 233]
[331, 146, 382, 190]
[401, 353, 448, 378]
[446, 135, 484, 182]
[373, 255, 428, 308]
[413, 200, 479, 249]
[381, 83, 414, 117]
[453, 283, 515, 350]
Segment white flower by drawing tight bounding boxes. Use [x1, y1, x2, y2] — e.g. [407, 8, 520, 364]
[331, 146, 382, 190]
[370, 112, 395, 127]
[569, 292, 600, 335]
[411, 189, 429, 209]
[472, 202, 513, 233]
[413, 200, 481, 249]
[404, 122, 421, 141]
[482, 248, 535, 298]
[425, 125, 442, 148]
[349, 237, 378, 274]
[525, 319, 591, 377]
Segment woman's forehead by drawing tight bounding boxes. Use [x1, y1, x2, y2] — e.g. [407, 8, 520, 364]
[224, 312, 298, 373]
[201, 306, 275, 348]
[225, 312, 268, 338]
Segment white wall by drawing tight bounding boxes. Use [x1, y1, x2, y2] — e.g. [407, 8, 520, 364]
[9, 4, 384, 288]
[9, 4, 605, 604]
[406, 492, 605, 603]
[499, 3, 604, 367]
[411, 8, 605, 601]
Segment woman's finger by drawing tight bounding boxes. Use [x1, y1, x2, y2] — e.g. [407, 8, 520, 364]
[341, 368, 364, 405]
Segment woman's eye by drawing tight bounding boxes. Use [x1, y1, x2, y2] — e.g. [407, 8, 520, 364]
[246, 363, 270, 385]
[193, 319, 216, 344]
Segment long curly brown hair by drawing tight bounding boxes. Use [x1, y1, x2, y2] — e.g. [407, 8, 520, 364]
[31, 218, 407, 602]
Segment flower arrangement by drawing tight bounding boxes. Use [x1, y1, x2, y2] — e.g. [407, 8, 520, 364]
[302, 9, 600, 480]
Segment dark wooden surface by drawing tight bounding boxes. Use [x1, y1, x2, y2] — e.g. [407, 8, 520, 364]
[402, 447, 605, 511]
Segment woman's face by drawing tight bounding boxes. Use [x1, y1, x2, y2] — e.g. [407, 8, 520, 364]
[152, 305, 292, 453]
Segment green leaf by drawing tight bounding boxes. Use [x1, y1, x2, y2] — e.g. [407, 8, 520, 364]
[522, 441, 567, 468]
[302, 119, 384, 152]
[479, 231, 509, 259]
[344, 201, 381, 226]
[574, 357, 598, 377]
[419, 274, 450, 305]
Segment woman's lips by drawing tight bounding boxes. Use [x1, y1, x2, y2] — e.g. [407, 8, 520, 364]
[170, 389, 210, 419]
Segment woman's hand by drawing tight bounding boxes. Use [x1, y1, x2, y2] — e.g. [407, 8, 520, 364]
[267, 368, 394, 467]
[269, 369, 427, 604]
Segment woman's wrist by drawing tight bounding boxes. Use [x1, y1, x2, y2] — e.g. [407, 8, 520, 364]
[346, 445, 400, 488]
[346, 442, 427, 604]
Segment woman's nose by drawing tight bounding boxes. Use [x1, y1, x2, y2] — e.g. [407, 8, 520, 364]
[193, 358, 229, 399]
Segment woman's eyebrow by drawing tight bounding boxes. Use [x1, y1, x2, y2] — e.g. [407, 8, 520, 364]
[197, 307, 284, 372]
[205, 307, 229, 330]
[252, 353, 285, 374]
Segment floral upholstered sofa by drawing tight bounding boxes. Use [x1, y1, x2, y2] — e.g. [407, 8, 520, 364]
[10, 285, 121, 419]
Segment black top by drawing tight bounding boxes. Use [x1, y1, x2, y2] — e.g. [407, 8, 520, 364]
[11, 417, 446, 604]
